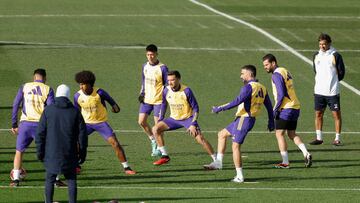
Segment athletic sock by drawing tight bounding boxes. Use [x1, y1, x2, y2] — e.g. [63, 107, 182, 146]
[56, 175, 60, 181]
[158, 146, 168, 156]
[211, 154, 216, 161]
[335, 133, 341, 141]
[216, 153, 224, 163]
[280, 151, 289, 165]
[121, 162, 129, 168]
[235, 167, 243, 179]
[316, 130, 323, 140]
[13, 169, 20, 180]
[297, 143, 309, 157]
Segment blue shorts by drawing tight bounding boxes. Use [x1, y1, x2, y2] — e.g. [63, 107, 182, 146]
[139, 103, 162, 117]
[16, 121, 38, 152]
[86, 122, 114, 140]
[162, 116, 200, 131]
[226, 117, 255, 144]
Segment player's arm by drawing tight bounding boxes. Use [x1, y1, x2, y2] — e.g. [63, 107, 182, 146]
[77, 111, 88, 164]
[11, 86, 24, 134]
[35, 110, 47, 161]
[212, 85, 250, 113]
[98, 89, 120, 113]
[263, 92, 275, 131]
[138, 65, 146, 103]
[45, 88, 55, 105]
[161, 65, 169, 86]
[272, 73, 286, 118]
[158, 88, 168, 121]
[334, 53, 345, 81]
[73, 93, 81, 110]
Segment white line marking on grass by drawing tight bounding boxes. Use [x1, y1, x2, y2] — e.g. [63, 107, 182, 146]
[1, 129, 360, 134]
[280, 28, 305, 42]
[1, 41, 360, 53]
[215, 20, 234, 29]
[189, 0, 360, 96]
[0, 14, 218, 18]
[240, 15, 360, 20]
[0, 185, 359, 191]
[196, 22, 208, 29]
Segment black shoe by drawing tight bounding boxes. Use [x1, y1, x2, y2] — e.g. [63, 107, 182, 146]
[309, 139, 323, 145]
[304, 153, 312, 168]
[10, 179, 20, 187]
[54, 180, 67, 187]
[332, 140, 342, 146]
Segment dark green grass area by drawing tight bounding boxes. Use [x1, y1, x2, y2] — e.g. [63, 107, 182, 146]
[0, 0, 359, 202]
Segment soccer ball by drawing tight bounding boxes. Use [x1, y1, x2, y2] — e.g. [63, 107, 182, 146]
[10, 168, 27, 181]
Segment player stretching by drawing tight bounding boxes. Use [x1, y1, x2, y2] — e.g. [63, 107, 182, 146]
[138, 44, 168, 156]
[203, 65, 274, 183]
[10, 69, 55, 187]
[152, 70, 216, 165]
[262, 54, 312, 168]
[74, 70, 136, 175]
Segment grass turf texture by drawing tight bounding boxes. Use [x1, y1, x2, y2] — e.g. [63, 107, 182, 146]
[0, 0, 359, 202]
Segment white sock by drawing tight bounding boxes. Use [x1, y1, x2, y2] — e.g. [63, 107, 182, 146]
[121, 162, 129, 168]
[56, 175, 61, 181]
[211, 154, 216, 161]
[158, 146, 168, 156]
[236, 167, 243, 179]
[316, 130, 323, 140]
[335, 133, 340, 141]
[216, 153, 224, 162]
[297, 143, 309, 157]
[13, 169, 20, 180]
[280, 151, 289, 165]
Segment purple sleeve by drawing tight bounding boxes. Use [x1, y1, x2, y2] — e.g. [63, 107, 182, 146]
[11, 86, 24, 128]
[140, 63, 146, 96]
[73, 92, 81, 110]
[184, 88, 199, 113]
[159, 88, 168, 121]
[272, 73, 286, 113]
[45, 88, 55, 105]
[97, 89, 117, 107]
[263, 93, 274, 121]
[220, 85, 251, 111]
[161, 65, 168, 85]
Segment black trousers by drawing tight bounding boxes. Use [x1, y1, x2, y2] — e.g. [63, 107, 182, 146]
[45, 171, 77, 203]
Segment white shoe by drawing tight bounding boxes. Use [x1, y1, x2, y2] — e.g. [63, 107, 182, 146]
[231, 176, 244, 183]
[203, 160, 222, 170]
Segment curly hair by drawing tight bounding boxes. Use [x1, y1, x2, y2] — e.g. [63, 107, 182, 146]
[75, 70, 96, 87]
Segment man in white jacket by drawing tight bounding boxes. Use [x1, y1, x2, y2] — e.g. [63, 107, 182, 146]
[310, 33, 345, 146]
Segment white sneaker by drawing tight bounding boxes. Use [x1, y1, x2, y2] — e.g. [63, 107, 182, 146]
[203, 160, 222, 170]
[231, 176, 244, 183]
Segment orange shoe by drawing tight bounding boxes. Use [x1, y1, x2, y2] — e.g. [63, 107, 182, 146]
[274, 163, 290, 169]
[124, 167, 136, 175]
[153, 156, 170, 165]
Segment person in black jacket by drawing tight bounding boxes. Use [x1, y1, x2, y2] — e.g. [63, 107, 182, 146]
[36, 84, 87, 203]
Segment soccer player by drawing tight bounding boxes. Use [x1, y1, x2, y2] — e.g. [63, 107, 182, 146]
[74, 70, 136, 175]
[203, 65, 274, 183]
[10, 68, 55, 187]
[138, 44, 168, 156]
[262, 54, 312, 169]
[152, 70, 216, 165]
[310, 33, 345, 146]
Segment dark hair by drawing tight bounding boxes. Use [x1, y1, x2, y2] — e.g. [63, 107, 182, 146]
[75, 70, 96, 87]
[33, 68, 46, 77]
[146, 44, 158, 52]
[262, 53, 277, 64]
[241, 65, 256, 77]
[318, 33, 332, 43]
[167, 70, 181, 79]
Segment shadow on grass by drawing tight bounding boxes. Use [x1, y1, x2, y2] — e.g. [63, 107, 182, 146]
[25, 196, 228, 203]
